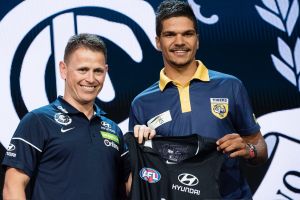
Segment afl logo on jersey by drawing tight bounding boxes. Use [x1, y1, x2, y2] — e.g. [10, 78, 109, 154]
[139, 167, 161, 183]
[54, 113, 72, 125]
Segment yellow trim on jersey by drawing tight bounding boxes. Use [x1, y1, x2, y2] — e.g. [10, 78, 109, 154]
[174, 82, 191, 112]
[158, 60, 210, 113]
[159, 60, 210, 91]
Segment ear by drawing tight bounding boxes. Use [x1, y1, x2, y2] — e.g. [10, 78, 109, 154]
[155, 36, 161, 51]
[59, 61, 67, 80]
[104, 64, 109, 75]
[196, 34, 199, 50]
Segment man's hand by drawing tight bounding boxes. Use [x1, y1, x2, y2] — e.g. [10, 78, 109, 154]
[216, 133, 251, 159]
[216, 132, 268, 165]
[133, 125, 156, 144]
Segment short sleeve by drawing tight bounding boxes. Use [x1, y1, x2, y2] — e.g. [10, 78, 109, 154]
[233, 81, 260, 135]
[2, 112, 46, 177]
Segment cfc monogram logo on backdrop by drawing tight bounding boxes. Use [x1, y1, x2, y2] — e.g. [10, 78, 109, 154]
[0, 1, 157, 148]
[0, 0, 218, 149]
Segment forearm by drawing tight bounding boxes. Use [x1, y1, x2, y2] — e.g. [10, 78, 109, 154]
[3, 183, 27, 200]
[125, 173, 132, 196]
[248, 140, 267, 165]
[3, 168, 29, 200]
[243, 133, 268, 165]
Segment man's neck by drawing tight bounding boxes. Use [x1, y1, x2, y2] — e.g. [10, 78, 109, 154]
[164, 60, 198, 85]
[63, 97, 94, 119]
[78, 104, 94, 120]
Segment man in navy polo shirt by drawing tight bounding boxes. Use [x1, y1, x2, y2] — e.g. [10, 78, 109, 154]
[2, 33, 130, 199]
[129, 0, 268, 199]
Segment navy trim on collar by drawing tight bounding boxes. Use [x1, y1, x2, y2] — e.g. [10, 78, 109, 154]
[52, 96, 106, 116]
[94, 103, 106, 117]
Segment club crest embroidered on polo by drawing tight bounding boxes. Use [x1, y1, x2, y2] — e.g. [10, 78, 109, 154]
[54, 112, 72, 125]
[210, 98, 229, 119]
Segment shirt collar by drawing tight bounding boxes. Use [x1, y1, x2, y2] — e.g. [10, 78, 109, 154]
[159, 60, 210, 91]
[53, 96, 106, 117]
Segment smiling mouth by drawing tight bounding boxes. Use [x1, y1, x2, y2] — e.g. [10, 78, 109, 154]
[170, 48, 190, 53]
[80, 85, 97, 91]
[171, 50, 190, 56]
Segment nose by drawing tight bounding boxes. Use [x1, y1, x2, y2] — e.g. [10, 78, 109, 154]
[86, 71, 95, 83]
[174, 34, 184, 45]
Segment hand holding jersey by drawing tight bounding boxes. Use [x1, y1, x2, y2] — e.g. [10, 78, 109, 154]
[217, 132, 267, 164]
[125, 133, 224, 200]
[133, 125, 156, 144]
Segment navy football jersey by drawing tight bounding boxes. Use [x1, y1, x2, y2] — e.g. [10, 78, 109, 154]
[125, 133, 224, 200]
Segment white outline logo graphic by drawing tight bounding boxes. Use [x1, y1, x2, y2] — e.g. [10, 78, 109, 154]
[255, 0, 300, 90]
[7, 144, 16, 152]
[101, 121, 112, 129]
[54, 113, 72, 126]
[178, 173, 199, 187]
[60, 127, 75, 133]
[255, 1, 300, 199]
[0, 1, 156, 149]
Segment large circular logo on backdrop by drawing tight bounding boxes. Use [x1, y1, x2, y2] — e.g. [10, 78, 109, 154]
[0, 0, 220, 148]
[0, 1, 158, 148]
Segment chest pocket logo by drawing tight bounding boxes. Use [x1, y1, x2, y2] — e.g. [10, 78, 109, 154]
[210, 98, 228, 119]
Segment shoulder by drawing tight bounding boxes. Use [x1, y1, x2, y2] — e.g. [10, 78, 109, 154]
[30, 103, 55, 115]
[209, 70, 240, 82]
[208, 70, 243, 87]
[131, 81, 160, 105]
[21, 104, 54, 121]
[100, 116, 123, 136]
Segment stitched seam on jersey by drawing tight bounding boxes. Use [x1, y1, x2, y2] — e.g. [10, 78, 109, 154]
[12, 137, 42, 152]
[121, 150, 129, 157]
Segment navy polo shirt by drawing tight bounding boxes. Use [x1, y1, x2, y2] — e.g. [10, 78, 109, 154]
[129, 61, 260, 199]
[2, 97, 128, 200]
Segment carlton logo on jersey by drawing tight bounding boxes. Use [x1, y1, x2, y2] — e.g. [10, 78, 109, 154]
[139, 167, 161, 183]
[54, 113, 72, 125]
[210, 98, 229, 119]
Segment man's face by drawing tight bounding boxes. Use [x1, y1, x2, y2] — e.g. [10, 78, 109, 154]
[59, 47, 107, 107]
[156, 16, 199, 69]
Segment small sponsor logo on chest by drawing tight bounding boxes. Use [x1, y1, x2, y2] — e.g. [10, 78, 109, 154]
[100, 121, 116, 133]
[147, 110, 172, 129]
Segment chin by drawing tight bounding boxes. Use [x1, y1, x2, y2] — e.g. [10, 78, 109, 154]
[171, 62, 190, 68]
[79, 96, 97, 104]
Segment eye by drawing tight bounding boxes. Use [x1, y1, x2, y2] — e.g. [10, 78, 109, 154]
[183, 31, 196, 37]
[162, 32, 176, 38]
[94, 68, 105, 75]
[78, 68, 88, 74]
